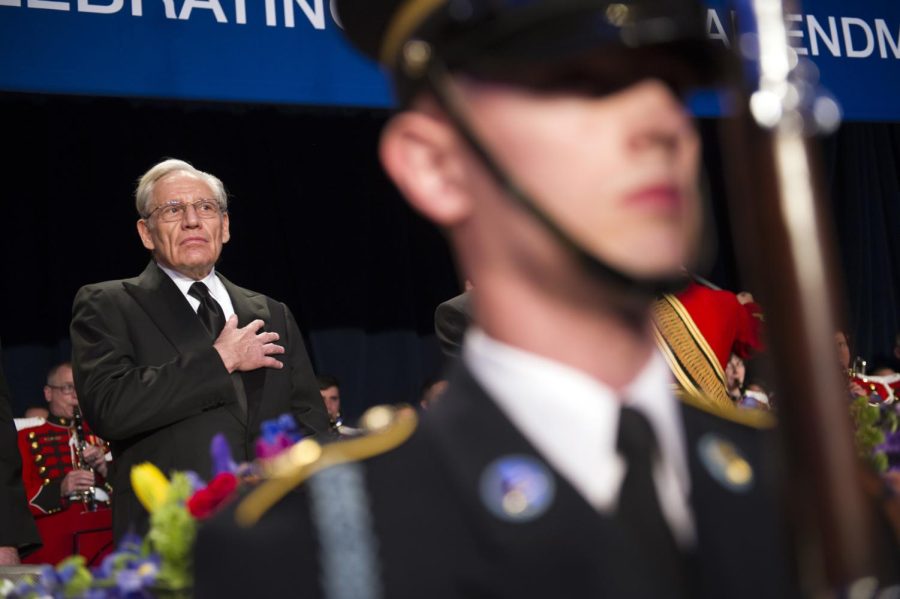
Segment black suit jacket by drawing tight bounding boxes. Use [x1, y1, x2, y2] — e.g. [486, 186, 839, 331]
[70, 262, 330, 539]
[434, 291, 472, 358]
[195, 364, 795, 598]
[0, 340, 41, 555]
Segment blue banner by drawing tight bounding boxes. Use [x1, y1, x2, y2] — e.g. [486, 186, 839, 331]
[0, 0, 898, 120]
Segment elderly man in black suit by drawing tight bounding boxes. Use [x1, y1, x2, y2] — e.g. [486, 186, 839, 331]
[196, 2, 802, 597]
[71, 158, 329, 540]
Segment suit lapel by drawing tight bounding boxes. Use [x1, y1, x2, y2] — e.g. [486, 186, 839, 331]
[219, 273, 271, 329]
[123, 262, 211, 355]
[218, 274, 271, 429]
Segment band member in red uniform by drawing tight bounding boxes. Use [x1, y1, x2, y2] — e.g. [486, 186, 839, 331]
[653, 278, 764, 407]
[17, 362, 112, 565]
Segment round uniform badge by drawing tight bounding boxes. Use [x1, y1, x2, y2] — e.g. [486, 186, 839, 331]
[697, 434, 755, 493]
[479, 455, 556, 523]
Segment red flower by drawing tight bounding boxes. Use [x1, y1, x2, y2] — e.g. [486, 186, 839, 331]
[187, 472, 238, 520]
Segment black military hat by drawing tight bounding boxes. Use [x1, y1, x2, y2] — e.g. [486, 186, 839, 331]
[335, 0, 729, 102]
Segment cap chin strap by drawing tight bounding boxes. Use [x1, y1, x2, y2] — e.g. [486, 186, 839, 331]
[420, 60, 689, 298]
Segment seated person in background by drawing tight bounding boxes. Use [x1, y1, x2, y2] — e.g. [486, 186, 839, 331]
[317, 374, 360, 436]
[23, 406, 50, 420]
[725, 354, 745, 403]
[838, 330, 869, 399]
[17, 362, 112, 565]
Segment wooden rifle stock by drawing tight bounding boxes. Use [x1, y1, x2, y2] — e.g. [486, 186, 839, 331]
[719, 0, 879, 593]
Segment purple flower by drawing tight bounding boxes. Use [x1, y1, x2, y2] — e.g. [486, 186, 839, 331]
[877, 430, 900, 455]
[117, 531, 144, 555]
[210, 433, 237, 475]
[183, 470, 207, 493]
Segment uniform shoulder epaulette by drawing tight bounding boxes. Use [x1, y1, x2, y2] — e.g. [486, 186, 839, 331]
[675, 385, 777, 430]
[14, 417, 47, 432]
[235, 404, 418, 527]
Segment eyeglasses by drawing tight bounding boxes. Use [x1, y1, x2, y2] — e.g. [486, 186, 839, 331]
[47, 384, 76, 395]
[145, 199, 223, 223]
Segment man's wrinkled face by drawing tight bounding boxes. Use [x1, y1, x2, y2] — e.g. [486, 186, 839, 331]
[320, 386, 341, 420]
[44, 365, 78, 420]
[137, 172, 230, 280]
[459, 76, 702, 280]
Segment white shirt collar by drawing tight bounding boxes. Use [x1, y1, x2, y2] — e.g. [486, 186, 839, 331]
[156, 263, 235, 320]
[463, 327, 695, 546]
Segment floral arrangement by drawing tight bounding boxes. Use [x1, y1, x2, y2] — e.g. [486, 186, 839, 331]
[3, 416, 304, 599]
[850, 395, 900, 474]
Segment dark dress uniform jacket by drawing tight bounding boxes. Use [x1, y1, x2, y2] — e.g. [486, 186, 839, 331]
[195, 364, 795, 598]
[71, 262, 329, 540]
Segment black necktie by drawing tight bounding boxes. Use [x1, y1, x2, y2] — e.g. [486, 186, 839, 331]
[616, 406, 687, 594]
[188, 282, 226, 339]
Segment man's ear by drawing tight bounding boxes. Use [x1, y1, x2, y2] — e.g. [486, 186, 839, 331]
[221, 212, 231, 245]
[43, 386, 52, 405]
[137, 219, 155, 251]
[379, 111, 472, 227]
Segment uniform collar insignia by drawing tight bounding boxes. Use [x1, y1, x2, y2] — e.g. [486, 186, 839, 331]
[479, 454, 556, 523]
[697, 433, 754, 492]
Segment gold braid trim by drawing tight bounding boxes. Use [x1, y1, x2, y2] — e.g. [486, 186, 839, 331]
[235, 406, 418, 528]
[677, 385, 776, 429]
[652, 294, 733, 410]
[664, 294, 727, 383]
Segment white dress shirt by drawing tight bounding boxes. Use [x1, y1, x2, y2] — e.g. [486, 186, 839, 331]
[157, 264, 236, 321]
[463, 328, 696, 547]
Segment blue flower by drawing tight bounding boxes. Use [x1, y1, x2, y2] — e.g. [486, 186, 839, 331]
[37, 564, 59, 589]
[56, 563, 78, 584]
[276, 413, 303, 442]
[113, 555, 158, 595]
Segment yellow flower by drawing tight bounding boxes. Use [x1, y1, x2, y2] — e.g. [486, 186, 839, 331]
[130, 463, 170, 513]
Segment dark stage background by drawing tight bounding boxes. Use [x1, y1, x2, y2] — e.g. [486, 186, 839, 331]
[1, 93, 898, 420]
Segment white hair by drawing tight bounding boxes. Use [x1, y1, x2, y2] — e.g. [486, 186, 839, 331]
[135, 158, 228, 218]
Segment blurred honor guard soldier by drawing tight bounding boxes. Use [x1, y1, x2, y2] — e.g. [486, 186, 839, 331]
[196, 2, 794, 597]
[70, 159, 330, 541]
[17, 362, 113, 566]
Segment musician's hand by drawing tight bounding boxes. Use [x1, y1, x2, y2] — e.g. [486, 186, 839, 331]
[83, 445, 108, 477]
[737, 292, 755, 305]
[213, 316, 285, 373]
[61, 470, 95, 497]
[0, 547, 19, 566]
[849, 381, 867, 398]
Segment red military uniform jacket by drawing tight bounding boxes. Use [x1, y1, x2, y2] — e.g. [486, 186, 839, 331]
[17, 415, 113, 566]
[17, 415, 109, 516]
